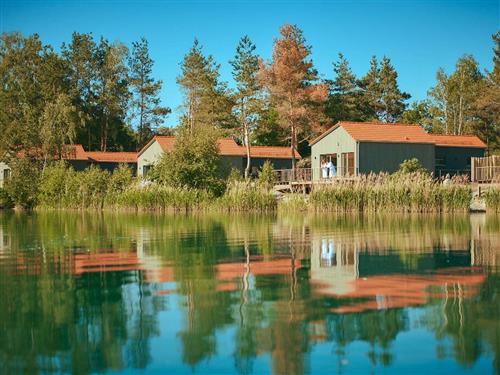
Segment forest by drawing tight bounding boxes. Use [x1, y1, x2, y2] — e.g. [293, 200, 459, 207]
[1, 24, 499, 162]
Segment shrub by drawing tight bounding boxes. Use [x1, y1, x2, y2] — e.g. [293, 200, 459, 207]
[38, 161, 69, 207]
[257, 160, 276, 189]
[0, 188, 13, 209]
[218, 180, 276, 211]
[397, 158, 427, 174]
[78, 166, 110, 208]
[153, 125, 226, 195]
[4, 158, 41, 209]
[108, 164, 134, 194]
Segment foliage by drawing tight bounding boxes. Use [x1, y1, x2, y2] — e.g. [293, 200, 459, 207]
[397, 158, 427, 174]
[258, 24, 328, 169]
[257, 160, 275, 189]
[153, 125, 225, 195]
[4, 158, 41, 208]
[177, 39, 234, 132]
[38, 161, 70, 207]
[230, 35, 263, 178]
[108, 164, 134, 193]
[0, 188, 13, 209]
[128, 37, 170, 147]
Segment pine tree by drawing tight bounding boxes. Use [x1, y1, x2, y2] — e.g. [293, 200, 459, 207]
[359, 56, 381, 121]
[326, 53, 362, 123]
[378, 56, 410, 122]
[474, 32, 500, 151]
[177, 39, 234, 133]
[129, 37, 170, 148]
[258, 24, 328, 171]
[230, 35, 262, 178]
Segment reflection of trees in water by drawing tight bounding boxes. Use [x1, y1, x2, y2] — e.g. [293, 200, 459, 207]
[419, 273, 500, 372]
[0, 270, 164, 374]
[0, 211, 499, 374]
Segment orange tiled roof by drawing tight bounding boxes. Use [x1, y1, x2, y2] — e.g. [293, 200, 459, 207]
[310, 121, 487, 149]
[430, 134, 486, 148]
[61, 144, 88, 160]
[217, 138, 246, 156]
[247, 145, 302, 159]
[140, 135, 300, 159]
[340, 121, 434, 144]
[86, 151, 137, 163]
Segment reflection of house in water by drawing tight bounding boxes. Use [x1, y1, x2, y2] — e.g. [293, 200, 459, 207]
[310, 236, 486, 313]
[310, 238, 359, 295]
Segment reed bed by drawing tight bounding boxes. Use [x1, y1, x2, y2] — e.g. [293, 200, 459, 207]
[216, 180, 276, 212]
[483, 188, 500, 212]
[280, 173, 472, 213]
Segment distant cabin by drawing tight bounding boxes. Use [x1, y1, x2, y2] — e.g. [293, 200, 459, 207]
[310, 121, 486, 180]
[0, 145, 138, 187]
[137, 135, 300, 177]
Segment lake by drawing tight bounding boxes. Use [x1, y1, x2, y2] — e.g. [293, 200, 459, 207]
[0, 211, 498, 374]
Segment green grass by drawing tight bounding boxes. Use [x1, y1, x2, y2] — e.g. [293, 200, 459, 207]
[483, 188, 500, 212]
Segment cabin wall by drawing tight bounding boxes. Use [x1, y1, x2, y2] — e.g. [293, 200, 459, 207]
[311, 127, 357, 180]
[137, 141, 165, 177]
[0, 162, 11, 188]
[435, 146, 485, 177]
[358, 142, 435, 174]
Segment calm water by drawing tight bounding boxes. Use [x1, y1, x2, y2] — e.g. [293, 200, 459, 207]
[0, 212, 498, 375]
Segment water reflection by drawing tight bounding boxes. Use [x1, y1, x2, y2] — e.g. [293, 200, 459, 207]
[0, 212, 498, 374]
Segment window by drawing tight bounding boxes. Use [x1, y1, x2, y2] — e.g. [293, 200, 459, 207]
[143, 165, 151, 176]
[3, 169, 10, 180]
[320, 154, 337, 178]
[341, 152, 355, 176]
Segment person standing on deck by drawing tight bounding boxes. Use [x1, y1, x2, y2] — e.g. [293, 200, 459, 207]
[328, 160, 336, 178]
[321, 161, 328, 179]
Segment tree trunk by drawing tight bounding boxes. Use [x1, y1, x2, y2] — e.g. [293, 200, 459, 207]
[291, 124, 296, 177]
[244, 124, 251, 179]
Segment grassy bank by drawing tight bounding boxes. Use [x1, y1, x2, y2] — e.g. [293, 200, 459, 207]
[3, 161, 500, 213]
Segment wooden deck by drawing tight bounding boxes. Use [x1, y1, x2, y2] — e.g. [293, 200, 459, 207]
[273, 168, 357, 193]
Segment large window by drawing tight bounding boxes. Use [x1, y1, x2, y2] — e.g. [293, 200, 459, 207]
[341, 152, 355, 176]
[320, 153, 337, 178]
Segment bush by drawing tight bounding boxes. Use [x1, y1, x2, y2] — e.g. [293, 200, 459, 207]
[257, 160, 276, 189]
[397, 158, 427, 174]
[153, 125, 226, 195]
[0, 188, 13, 209]
[4, 158, 41, 209]
[38, 161, 69, 207]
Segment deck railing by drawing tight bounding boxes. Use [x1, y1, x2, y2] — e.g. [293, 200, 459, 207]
[274, 168, 350, 184]
[471, 156, 500, 183]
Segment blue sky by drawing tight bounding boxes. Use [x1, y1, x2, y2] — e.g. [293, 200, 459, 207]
[1, 0, 499, 127]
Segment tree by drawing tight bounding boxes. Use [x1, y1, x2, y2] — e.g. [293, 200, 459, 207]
[401, 101, 432, 128]
[39, 93, 78, 165]
[153, 124, 225, 194]
[0, 33, 50, 156]
[177, 39, 234, 133]
[95, 38, 130, 151]
[258, 24, 328, 171]
[128, 37, 170, 148]
[427, 55, 484, 135]
[359, 56, 410, 122]
[230, 36, 262, 178]
[326, 53, 362, 123]
[474, 32, 500, 152]
[378, 56, 410, 122]
[61, 32, 99, 151]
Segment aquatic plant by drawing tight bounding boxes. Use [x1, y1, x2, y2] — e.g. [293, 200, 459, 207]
[483, 188, 500, 212]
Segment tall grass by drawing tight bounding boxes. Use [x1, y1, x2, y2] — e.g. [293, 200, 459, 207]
[216, 180, 276, 212]
[280, 172, 472, 213]
[483, 188, 500, 212]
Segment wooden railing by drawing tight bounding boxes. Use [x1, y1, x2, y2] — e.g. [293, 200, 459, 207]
[472, 156, 500, 183]
[274, 168, 312, 184]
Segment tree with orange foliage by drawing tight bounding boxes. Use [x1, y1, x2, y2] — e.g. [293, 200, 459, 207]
[258, 24, 328, 171]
